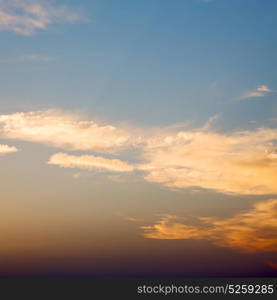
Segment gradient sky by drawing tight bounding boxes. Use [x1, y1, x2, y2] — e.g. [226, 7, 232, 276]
[0, 0, 276, 276]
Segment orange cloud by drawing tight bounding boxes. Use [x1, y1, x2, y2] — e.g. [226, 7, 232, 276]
[141, 128, 277, 195]
[141, 199, 277, 253]
[48, 152, 134, 172]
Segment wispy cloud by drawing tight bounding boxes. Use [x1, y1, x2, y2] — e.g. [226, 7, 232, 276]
[0, 144, 19, 155]
[237, 85, 273, 101]
[267, 261, 277, 270]
[0, 110, 132, 153]
[48, 152, 134, 172]
[0, 0, 87, 36]
[141, 199, 277, 253]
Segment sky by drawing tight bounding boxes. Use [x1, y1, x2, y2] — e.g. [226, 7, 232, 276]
[0, 0, 276, 277]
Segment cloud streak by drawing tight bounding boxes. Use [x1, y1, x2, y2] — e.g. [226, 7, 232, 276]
[141, 199, 277, 253]
[0, 0, 86, 35]
[48, 152, 134, 172]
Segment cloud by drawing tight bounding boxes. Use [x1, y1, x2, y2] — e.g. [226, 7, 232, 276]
[19, 54, 54, 62]
[0, 54, 54, 63]
[200, 0, 214, 3]
[48, 152, 134, 172]
[257, 85, 272, 93]
[0, 0, 86, 35]
[267, 261, 277, 270]
[0, 110, 131, 153]
[240, 91, 265, 99]
[200, 114, 220, 131]
[237, 85, 273, 100]
[114, 212, 144, 222]
[141, 128, 277, 195]
[141, 199, 277, 253]
[1, 109, 276, 195]
[0, 144, 19, 155]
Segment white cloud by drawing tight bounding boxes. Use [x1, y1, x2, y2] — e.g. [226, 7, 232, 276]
[141, 128, 277, 195]
[0, 110, 131, 153]
[0, 0, 86, 35]
[0, 54, 55, 63]
[0, 144, 19, 155]
[48, 152, 134, 172]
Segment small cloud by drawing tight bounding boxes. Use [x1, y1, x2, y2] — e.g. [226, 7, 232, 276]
[237, 85, 273, 101]
[0, 0, 88, 36]
[0, 144, 19, 155]
[257, 85, 271, 92]
[141, 127, 277, 195]
[48, 152, 135, 173]
[201, 114, 220, 131]
[1, 109, 277, 196]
